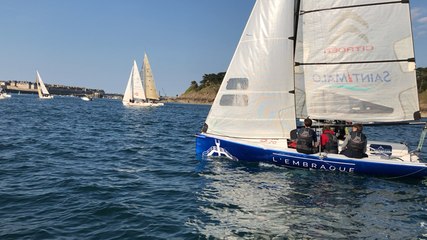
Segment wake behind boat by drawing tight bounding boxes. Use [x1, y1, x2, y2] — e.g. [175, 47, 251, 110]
[196, 0, 427, 179]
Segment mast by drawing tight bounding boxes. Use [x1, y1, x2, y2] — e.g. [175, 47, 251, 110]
[291, 0, 301, 122]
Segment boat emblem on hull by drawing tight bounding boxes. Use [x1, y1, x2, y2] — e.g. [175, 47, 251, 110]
[203, 139, 237, 160]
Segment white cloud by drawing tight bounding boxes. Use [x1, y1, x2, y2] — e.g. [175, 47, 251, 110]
[418, 16, 427, 24]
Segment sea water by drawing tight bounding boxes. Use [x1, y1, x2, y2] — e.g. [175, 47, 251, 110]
[1, 94, 427, 239]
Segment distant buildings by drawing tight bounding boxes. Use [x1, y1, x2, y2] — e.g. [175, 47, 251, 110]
[0, 80, 106, 98]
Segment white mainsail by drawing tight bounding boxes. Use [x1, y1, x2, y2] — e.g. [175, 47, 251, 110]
[141, 53, 160, 101]
[295, 0, 419, 122]
[36, 71, 52, 98]
[205, 0, 296, 139]
[123, 60, 146, 104]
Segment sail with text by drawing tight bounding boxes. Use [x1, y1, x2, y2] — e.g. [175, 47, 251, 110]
[294, 0, 420, 122]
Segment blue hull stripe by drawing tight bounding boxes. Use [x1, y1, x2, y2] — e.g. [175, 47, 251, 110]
[196, 133, 427, 179]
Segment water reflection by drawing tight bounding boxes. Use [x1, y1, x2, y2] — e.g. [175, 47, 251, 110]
[192, 159, 427, 239]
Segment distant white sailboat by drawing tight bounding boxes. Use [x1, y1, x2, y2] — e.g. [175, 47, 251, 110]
[35, 71, 53, 99]
[122, 60, 153, 107]
[141, 53, 164, 106]
[81, 96, 93, 101]
[0, 88, 11, 99]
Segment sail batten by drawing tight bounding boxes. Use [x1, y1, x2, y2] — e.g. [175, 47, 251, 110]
[301, 1, 407, 14]
[296, 58, 415, 66]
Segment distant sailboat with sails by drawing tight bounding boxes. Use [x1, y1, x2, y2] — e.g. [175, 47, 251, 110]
[196, 0, 427, 179]
[122, 57, 163, 107]
[122, 60, 151, 107]
[36, 71, 53, 99]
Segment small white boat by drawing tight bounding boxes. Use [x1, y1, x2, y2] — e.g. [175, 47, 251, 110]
[81, 96, 93, 101]
[35, 71, 53, 99]
[0, 87, 11, 99]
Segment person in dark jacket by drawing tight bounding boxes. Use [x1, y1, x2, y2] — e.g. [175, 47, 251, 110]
[340, 123, 368, 158]
[296, 118, 318, 154]
[320, 126, 338, 153]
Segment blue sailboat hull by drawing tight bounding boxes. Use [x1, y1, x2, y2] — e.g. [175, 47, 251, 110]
[196, 133, 427, 179]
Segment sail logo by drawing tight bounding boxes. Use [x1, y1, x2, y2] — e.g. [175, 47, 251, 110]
[204, 139, 237, 160]
[325, 11, 373, 54]
[324, 45, 374, 54]
[313, 71, 391, 83]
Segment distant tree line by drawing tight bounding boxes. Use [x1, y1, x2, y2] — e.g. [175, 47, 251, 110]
[186, 72, 226, 93]
[417, 67, 427, 93]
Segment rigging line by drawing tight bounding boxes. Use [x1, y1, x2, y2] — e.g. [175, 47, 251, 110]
[295, 58, 415, 66]
[300, 1, 407, 15]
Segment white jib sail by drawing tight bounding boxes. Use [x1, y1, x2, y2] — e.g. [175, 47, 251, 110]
[205, 0, 297, 139]
[142, 53, 160, 100]
[295, 0, 419, 122]
[36, 71, 50, 96]
[123, 60, 146, 103]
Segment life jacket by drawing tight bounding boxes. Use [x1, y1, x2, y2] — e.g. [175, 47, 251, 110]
[348, 131, 367, 151]
[323, 133, 338, 153]
[296, 128, 315, 153]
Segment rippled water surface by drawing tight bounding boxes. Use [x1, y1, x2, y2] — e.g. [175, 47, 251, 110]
[2, 95, 427, 239]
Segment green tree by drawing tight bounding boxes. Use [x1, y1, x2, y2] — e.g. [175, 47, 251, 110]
[417, 67, 427, 93]
[199, 72, 226, 88]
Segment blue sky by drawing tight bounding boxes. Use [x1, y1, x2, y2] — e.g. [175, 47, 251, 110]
[1, 0, 427, 95]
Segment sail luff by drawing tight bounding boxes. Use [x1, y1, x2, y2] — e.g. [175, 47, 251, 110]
[142, 53, 160, 100]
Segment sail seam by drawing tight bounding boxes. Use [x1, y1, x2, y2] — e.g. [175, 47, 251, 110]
[295, 58, 415, 66]
[300, 1, 406, 15]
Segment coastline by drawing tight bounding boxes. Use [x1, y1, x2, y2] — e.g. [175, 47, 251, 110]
[163, 98, 212, 105]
